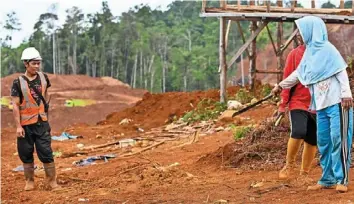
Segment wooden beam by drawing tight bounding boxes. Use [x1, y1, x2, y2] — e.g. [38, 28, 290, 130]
[227, 21, 268, 69]
[340, 0, 344, 9]
[224, 5, 353, 15]
[266, 25, 278, 56]
[311, 1, 315, 9]
[250, 21, 258, 89]
[277, 28, 299, 55]
[220, 0, 227, 9]
[256, 69, 283, 74]
[236, 21, 250, 57]
[219, 17, 227, 103]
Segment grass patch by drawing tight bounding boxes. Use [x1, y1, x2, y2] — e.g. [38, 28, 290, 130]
[182, 99, 227, 123]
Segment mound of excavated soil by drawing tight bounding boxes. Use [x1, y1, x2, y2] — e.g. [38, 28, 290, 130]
[1, 73, 146, 131]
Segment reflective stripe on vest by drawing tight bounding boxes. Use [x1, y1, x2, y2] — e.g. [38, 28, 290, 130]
[19, 72, 48, 126]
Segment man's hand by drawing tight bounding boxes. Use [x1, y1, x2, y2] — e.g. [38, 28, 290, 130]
[16, 127, 25, 138]
[342, 98, 353, 110]
[271, 84, 282, 96]
[272, 111, 285, 123]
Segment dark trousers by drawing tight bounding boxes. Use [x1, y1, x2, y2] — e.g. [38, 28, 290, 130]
[17, 121, 54, 164]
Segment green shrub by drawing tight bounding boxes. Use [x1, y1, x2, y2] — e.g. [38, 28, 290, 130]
[182, 99, 227, 123]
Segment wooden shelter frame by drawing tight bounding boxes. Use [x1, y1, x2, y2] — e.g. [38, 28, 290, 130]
[200, 0, 354, 102]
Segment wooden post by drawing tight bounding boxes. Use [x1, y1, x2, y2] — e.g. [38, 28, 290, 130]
[340, 0, 344, 9]
[218, 20, 232, 72]
[277, 0, 283, 7]
[277, 0, 283, 83]
[311, 1, 315, 8]
[249, 21, 258, 90]
[219, 17, 227, 103]
[277, 21, 283, 83]
[266, 0, 271, 12]
[291, 0, 297, 12]
[352, 0, 354, 15]
[202, 0, 207, 12]
[293, 23, 298, 49]
[238, 0, 241, 11]
[220, 0, 227, 9]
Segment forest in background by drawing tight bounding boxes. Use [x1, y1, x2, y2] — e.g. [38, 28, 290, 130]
[1, 0, 351, 92]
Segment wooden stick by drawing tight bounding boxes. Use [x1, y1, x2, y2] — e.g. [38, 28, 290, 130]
[122, 141, 165, 157]
[256, 69, 283, 74]
[236, 21, 250, 57]
[227, 21, 268, 69]
[81, 140, 120, 151]
[266, 25, 278, 55]
[277, 28, 299, 55]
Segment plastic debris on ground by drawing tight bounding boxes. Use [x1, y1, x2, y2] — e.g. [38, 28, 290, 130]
[119, 139, 136, 148]
[12, 165, 38, 172]
[51, 132, 83, 141]
[73, 154, 116, 166]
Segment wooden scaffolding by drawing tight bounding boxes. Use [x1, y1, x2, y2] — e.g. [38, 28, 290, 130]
[200, 0, 354, 103]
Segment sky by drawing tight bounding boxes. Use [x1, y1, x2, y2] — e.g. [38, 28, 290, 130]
[0, 0, 340, 48]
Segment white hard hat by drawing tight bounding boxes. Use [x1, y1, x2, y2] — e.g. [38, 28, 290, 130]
[21, 47, 42, 61]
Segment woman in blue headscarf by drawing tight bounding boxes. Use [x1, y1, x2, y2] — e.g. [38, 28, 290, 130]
[272, 16, 353, 193]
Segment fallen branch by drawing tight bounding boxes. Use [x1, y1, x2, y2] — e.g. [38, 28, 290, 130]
[254, 184, 290, 194]
[122, 141, 165, 157]
[61, 151, 88, 158]
[118, 164, 147, 175]
[81, 140, 120, 151]
[68, 177, 89, 182]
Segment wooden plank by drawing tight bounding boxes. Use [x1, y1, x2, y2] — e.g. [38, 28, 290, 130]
[277, 28, 299, 55]
[203, 12, 354, 24]
[340, 0, 344, 9]
[266, 25, 278, 55]
[219, 17, 227, 103]
[224, 5, 353, 15]
[235, 21, 250, 57]
[311, 1, 315, 9]
[227, 21, 268, 69]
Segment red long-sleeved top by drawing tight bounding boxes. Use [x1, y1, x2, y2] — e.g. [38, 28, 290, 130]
[279, 45, 312, 112]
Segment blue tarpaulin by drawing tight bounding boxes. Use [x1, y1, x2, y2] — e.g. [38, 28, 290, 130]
[73, 154, 116, 166]
[52, 132, 82, 141]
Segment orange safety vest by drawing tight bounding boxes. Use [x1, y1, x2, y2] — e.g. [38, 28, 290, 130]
[19, 72, 48, 126]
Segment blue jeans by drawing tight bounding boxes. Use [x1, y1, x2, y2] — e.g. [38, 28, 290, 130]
[317, 103, 353, 186]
